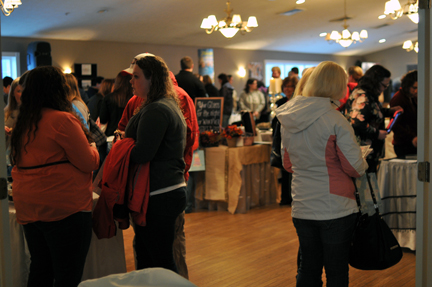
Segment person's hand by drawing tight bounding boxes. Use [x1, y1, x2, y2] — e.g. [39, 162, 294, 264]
[113, 130, 125, 143]
[253, 111, 259, 118]
[389, 106, 404, 115]
[412, 137, 418, 148]
[378, 130, 387, 140]
[4, 126, 11, 136]
[90, 142, 96, 148]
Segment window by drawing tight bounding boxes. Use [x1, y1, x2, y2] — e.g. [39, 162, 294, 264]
[264, 60, 320, 86]
[2, 52, 20, 79]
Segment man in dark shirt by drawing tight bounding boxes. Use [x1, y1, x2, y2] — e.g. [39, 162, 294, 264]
[87, 76, 104, 99]
[175, 56, 206, 103]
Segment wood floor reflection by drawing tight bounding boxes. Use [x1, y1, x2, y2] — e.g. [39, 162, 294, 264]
[123, 204, 415, 287]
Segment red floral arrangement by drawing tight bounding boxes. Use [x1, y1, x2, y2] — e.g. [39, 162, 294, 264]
[200, 130, 220, 147]
[221, 125, 243, 139]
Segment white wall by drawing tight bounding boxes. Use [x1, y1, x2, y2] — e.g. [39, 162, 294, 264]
[362, 45, 418, 80]
[1, 37, 418, 95]
[1, 37, 363, 95]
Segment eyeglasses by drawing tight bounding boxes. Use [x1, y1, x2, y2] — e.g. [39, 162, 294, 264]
[380, 82, 390, 89]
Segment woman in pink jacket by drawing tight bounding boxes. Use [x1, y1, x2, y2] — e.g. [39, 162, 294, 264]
[276, 61, 368, 286]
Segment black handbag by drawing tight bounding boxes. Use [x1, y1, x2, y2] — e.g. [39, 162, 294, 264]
[270, 120, 283, 169]
[349, 173, 403, 270]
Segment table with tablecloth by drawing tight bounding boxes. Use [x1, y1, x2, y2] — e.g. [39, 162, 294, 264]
[9, 192, 127, 287]
[377, 159, 417, 251]
[194, 144, 277, 214]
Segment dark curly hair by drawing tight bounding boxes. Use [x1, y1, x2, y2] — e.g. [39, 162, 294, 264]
[401, 70, 417, 95]
[11, 66, 93, 166]
[357, 65, 391, 98]
[135, 55, 179, 108]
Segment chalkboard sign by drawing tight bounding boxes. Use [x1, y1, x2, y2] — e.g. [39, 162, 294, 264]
[195, 97, 224, 132]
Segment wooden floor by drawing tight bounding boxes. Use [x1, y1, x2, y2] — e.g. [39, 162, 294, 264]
[123, 204, 416, 287]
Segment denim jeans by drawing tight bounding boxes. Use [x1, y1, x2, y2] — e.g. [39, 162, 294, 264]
[133, 187, 186, 273]
[292, 213, 357, 287]
[22, 212, 92, 287]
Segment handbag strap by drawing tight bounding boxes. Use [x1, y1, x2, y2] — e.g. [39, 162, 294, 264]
[352, 173, 380, 215]
[365, 173, 380, 213]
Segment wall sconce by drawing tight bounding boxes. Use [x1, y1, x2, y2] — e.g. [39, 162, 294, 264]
[237, 67, 246, 77]
[63, 67, 72, 74]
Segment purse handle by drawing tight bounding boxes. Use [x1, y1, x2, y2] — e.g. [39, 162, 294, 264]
[352, 173, 380, 215]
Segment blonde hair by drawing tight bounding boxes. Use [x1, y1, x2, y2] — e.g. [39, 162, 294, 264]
[302, 61, 347, 100]
[271, 66, 281, 74]
[348, 66, 363, 82]
[293, 67, 315, 97]
[64, 73, 87, 108]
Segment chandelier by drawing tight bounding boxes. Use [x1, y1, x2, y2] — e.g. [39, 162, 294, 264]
[1, 0, 21, 16]
[200, 1, 258, 38]
[384, 0, 418, 24]
[402, 40, 419, 53]
[322, 0, 368, 48]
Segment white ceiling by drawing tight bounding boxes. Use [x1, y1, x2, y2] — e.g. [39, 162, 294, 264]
[0, 0, 419, 56]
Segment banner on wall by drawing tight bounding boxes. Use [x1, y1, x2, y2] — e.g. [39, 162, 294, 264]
[198, 48, 214, 81]
[248, 62, 263, 81]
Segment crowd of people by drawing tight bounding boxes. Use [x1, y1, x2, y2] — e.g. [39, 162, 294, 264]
[2, 53, 418, 286]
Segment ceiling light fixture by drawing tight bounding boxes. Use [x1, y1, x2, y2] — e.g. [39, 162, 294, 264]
[1, 0, 22, 16]
[200, 0, 258, 38]
[384, 0, 418, 24]
[402, 40, 419, 53]
[322, 0, 368, 48]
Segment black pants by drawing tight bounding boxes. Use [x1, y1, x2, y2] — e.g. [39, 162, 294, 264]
[280, 170, 293, 204]
[23, 212, 92, 287]
[133, 187, 186, 273]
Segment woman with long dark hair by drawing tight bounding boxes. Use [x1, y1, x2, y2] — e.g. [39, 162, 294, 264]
[344, 65, 402, 172]
[99, 72, 133, 136]
[10, 66, 99, 287]
[124, 53, 186, 273]
[239, 78, 265, 119]
[202, 75, 219, 98]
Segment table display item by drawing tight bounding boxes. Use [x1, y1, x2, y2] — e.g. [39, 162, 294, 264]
[226, 138, 237, 147]
[199, 131, 220, 147]
[222, 125, 243, 147]
[243, 133, 254, 146]
[349, 173, 403, 270]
